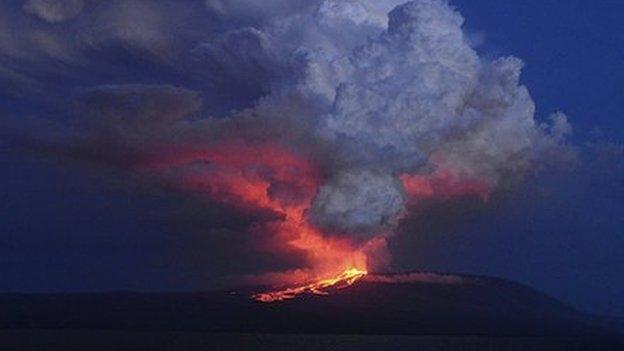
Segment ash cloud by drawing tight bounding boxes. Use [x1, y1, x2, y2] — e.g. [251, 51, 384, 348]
[4, 1, 572, 243]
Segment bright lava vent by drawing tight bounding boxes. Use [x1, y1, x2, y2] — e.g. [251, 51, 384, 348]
[252, 268, 368, 303]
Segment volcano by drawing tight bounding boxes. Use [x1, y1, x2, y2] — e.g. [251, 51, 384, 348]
[2, 272, 622, 340]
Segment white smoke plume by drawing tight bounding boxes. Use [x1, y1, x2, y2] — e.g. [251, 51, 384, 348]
[189, 0, 571, 235]
[9, 0, 571, 239]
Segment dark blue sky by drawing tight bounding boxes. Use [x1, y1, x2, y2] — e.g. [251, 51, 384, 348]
[1, 0, 623, 317]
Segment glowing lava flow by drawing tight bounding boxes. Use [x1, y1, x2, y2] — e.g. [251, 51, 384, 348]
[252, 267, 368, 302]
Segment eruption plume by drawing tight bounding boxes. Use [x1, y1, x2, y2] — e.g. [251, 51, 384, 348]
[18, 0, 571, 300]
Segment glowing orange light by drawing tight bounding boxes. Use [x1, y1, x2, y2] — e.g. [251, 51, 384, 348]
[138, 142, 489, 302]
[139, 142, 375, 296]
[252, 267, 368, 302]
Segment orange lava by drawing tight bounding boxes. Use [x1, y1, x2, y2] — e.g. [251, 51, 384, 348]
[252, 267, 368, 302]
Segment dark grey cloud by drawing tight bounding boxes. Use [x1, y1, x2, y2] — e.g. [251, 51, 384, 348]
[0, 1, 213, 108]
[76, 84, 202, 140]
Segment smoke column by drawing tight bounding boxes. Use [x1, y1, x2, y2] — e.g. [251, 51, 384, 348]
[21, 0, 571, 290]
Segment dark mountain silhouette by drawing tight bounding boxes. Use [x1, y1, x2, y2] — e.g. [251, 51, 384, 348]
[1, 272, 622, 342]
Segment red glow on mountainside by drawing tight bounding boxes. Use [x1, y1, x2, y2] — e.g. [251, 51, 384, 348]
[252, 267, 368, 302]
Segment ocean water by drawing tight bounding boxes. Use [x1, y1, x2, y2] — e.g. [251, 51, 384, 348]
[1, 330, 622, 351]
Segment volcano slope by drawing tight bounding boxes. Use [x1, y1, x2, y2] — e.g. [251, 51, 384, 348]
[1, 272, 622, 343]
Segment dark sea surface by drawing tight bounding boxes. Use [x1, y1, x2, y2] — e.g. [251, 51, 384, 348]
[1, 330, 622, 351]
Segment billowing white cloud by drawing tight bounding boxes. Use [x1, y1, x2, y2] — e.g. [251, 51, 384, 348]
[197, 0, 569, 233]
[311, 170, 406, 236]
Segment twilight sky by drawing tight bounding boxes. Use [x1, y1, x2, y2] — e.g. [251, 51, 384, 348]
[1, 0, 623, 317]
